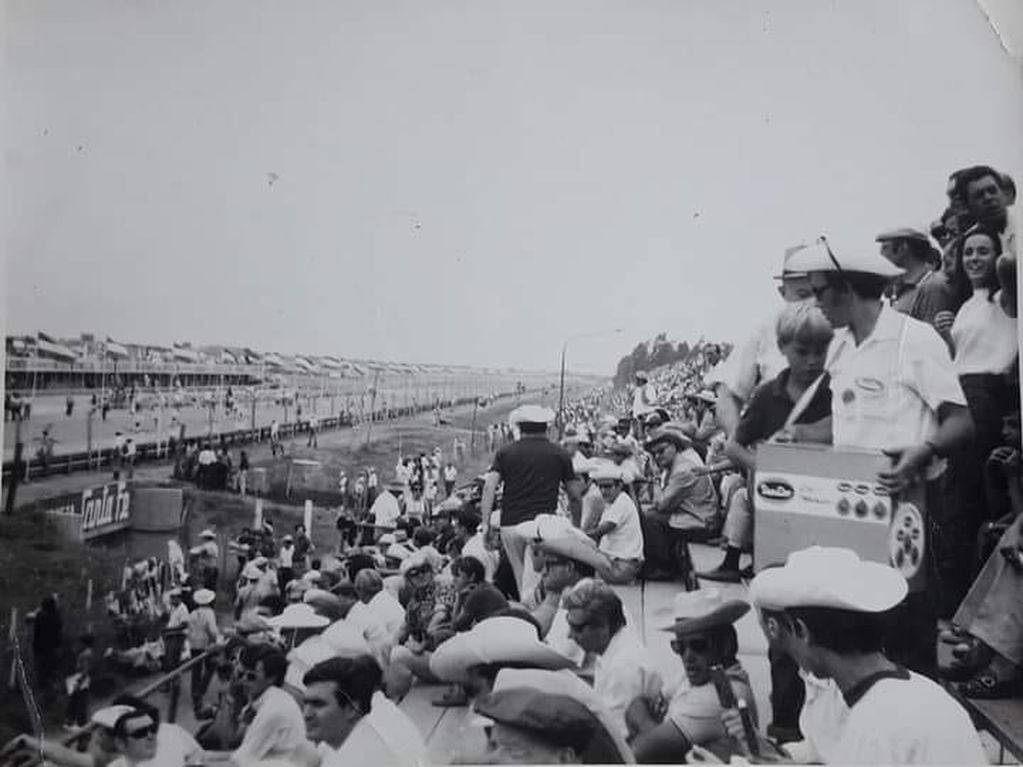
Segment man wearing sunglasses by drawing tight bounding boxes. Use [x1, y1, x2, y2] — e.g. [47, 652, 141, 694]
[626, 590, 756, 763]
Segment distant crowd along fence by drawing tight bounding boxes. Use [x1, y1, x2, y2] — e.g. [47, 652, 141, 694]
[2, 389, 527, 484]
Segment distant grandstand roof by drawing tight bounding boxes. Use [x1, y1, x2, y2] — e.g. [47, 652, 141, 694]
[104, 338, 130, 359]
[36, 335, 77, 362]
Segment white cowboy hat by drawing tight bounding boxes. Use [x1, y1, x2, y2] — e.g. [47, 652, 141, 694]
[507, 513, 578, 542]
[200, 529, 216, 539]
[430, 616, 575, 684]
[537, 534, 607, 573]
[319, 620, 372, 658]
[750, 546, 908, 613]
[656, 588, 750, 635]
[266, 603, 330, 629]
[588, 463, 623, 483]
[301, 570, 323, 584]
[192, 589, 216, 606]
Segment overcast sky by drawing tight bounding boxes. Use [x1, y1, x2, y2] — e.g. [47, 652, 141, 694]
[5, 0, 1022, 374]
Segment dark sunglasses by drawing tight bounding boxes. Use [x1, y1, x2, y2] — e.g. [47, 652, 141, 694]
[671, 636, 712, 655]
[240, 670, 260, 681]
[125, 723, 158, 739]
[596, 482, 619, 490]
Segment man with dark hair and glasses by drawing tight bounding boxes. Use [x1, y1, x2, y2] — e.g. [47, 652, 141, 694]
[302, 655, 427, 767]
[740, 547, 985, 764]
[626, 590, 757, 763]
[202, 645, 311, 765]
[787, 238, 974, 639]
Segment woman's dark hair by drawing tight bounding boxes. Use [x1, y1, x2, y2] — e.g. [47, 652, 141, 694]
[454, 509, 480, 535]
[785, 606, 887, 655]
[823, 271, 892, 301]
[953, 226, 1002, 301]
[303, 654, 382, 714]
[452, 556, 485, 583]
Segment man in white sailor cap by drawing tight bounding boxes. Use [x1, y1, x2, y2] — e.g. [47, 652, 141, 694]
[480, 404, 581, 600]
[786, 236, 974, 648]
[739, 546, 985, 764]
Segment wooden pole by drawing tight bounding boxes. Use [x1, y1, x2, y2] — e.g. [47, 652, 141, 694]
[7, 607, 17, 689]
[364, 370, 380, 449]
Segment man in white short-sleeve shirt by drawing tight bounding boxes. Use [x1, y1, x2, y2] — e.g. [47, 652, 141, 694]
[747, 547, 986, 764]
[788, 237, 974, 625]
[302, 655, 428, 767]
[563, 580, 662, 740]
[586, 463, 643, 584]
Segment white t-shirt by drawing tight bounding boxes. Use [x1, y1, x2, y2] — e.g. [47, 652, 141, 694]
[830, 670, 986, 764]
[707, 310, 787, 402]
[598, 493, 644, 561]
[107, 723, 200, 767]
[319, 692, 428, 767]
[462, 532, 499, 582]
[369, 491, 401, 529]
[594, 627, 664, 739]
[951, 290, 1018, 375]
[367, 590, 406, 641]
[826, 306, 966, 477]
[232, 685, 310, 764]
[279, 545, 295, 569]
[786, 671, 847, 764]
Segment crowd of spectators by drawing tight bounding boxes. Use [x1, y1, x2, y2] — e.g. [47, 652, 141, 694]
[3, 163, 1020, 765]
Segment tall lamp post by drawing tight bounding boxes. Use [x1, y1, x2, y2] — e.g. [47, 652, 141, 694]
[557, 328, 623, 440]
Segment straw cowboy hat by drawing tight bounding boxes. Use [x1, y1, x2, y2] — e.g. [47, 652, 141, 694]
[192, 589, 215, 606]
[266, 603, 330, 629]
[657, 588, 750, 635]
[430, 616, 575, 684]
[644, 424, 693, 452]
[750, 546, 907, 613]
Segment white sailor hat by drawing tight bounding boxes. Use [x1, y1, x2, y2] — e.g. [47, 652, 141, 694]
[784, 237, 903, 278]
[750, 546, 908, 613]
[509, 405, 555, 425]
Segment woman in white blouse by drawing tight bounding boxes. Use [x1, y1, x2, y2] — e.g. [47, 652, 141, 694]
[935, 226, 1019, 585]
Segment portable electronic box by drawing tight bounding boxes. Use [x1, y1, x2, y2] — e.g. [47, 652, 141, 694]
[753, 442, 927, 592]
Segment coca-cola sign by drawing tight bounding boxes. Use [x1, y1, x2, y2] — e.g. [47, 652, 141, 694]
[39, 481, 133, 540]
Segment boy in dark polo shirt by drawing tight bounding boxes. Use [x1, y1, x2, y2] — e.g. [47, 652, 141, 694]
[701, 301, 834, 582]
[480, 405, 580, 601]
[700, 301, 833, 744]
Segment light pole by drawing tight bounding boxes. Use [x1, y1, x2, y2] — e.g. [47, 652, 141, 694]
[557, 328, 623, 440]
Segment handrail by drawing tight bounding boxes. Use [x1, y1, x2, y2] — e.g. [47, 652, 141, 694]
[57, 645, 221, 749]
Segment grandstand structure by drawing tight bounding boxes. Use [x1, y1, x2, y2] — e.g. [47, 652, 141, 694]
[4, 332, 561, 404]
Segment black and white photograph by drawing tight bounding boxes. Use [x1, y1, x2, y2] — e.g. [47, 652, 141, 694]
[2, 1, 1022, 764]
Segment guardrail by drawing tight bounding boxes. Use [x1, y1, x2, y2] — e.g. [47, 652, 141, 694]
[1, 391, 525, 484]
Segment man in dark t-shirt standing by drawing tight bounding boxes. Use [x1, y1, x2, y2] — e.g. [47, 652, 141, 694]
[480, 405, 580, 601]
